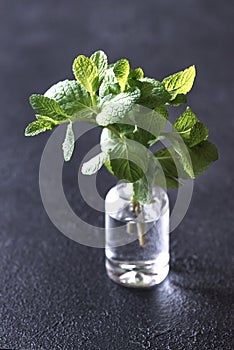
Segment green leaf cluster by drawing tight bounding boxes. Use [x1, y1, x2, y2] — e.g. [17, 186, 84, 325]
[154, 106, 217, 187]
[25, 50, 218, 204]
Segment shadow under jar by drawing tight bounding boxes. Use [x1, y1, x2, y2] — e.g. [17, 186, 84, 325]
[105, 182, 170, 288]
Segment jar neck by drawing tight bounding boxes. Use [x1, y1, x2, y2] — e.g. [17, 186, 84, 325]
[116, 181, 155, 204]
[105, 182, 169, 224]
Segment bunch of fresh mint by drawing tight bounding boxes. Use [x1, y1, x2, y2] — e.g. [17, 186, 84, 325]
[25, 50, 218, 204]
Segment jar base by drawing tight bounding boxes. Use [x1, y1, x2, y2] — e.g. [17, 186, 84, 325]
[105, 258, 169, 288]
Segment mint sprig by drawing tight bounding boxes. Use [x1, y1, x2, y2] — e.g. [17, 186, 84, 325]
[25, 50, 218, 205]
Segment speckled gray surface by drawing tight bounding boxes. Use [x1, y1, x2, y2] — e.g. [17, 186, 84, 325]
[0, 0, 233, 349]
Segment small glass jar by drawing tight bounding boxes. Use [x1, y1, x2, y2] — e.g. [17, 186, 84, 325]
[105, 182, 169, 288]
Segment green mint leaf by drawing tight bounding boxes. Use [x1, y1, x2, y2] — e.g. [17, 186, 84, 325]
[137, 78, 171, 108]
[99, 67, 121, 97]
[154, 105, 169, 119]
[129, 68, 144, 80]
[167, 135, 195, 178]
[72, 55, 99, 94]
[81, 151, 108, 175]
[101, 129, 148, 182]
[173, 107, 208, 147]
[188, 141, 218, 175]
[173, 107, 198, 131]
[133, 153, 158, 203]
[133, 176, 151, 204]
[188, 121, 208, 147]
[153, 149, 184, 188]
[110, 158, 144, 182]
[163, 65, 196, 99]
[90, 50, 108, 82]
[96, 89, 140, 126]
[44, 80, 92, 116]
[109, 139, 148, 182]
[155, 147, 188, 180]
[113, 58, 130, 92]
[173, 142, 194, 178]
[168, 94, 187, 106]
[25, 119, 55, 136]
[62, 122, 75, 162]
[29, 94, 68, 122]
[129, 108, 168, 147]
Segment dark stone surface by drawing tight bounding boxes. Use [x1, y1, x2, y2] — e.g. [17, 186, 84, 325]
[0, 0, 233, 349]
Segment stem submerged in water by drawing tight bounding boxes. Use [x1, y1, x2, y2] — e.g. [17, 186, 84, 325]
[130, 198, 145, 247]
[137, 220, 145, 247]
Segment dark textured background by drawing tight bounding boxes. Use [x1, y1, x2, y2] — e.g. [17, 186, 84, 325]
[0, 0, 233, 349]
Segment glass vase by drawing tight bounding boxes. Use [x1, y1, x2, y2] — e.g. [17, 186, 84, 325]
[105, 182, 169, 288]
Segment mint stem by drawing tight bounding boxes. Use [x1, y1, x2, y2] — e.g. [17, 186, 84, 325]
[107, 125, 122, 139]
[130, 198, 145, 247]
[90, 92, 97, 110]
[127, 222, 134, 234]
